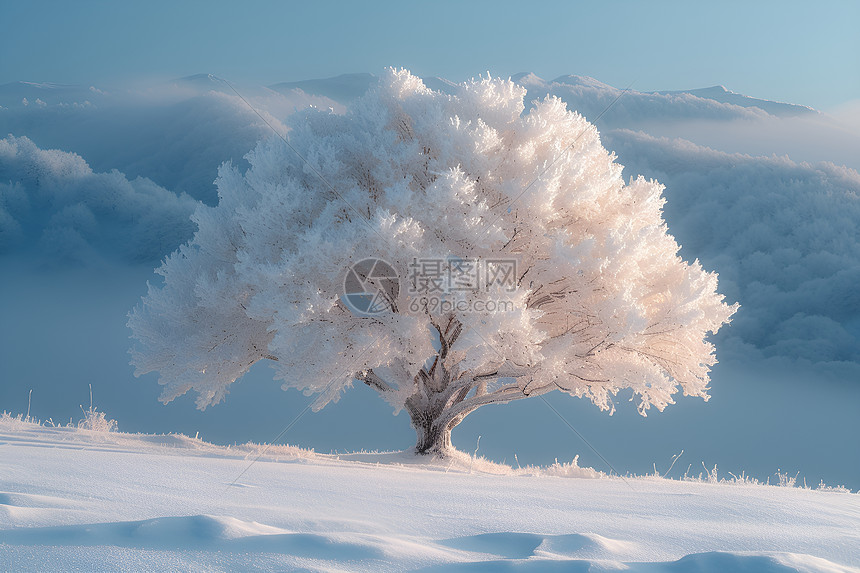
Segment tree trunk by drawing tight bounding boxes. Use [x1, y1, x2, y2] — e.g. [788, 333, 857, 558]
[407, 392, 476, 456]
[412, 418, 454, 455]
[410, 408, 469, 455]
[361, 315, 523, 457]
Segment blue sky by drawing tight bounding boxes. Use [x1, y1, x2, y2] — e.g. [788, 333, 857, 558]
[1, 0, 858, 110]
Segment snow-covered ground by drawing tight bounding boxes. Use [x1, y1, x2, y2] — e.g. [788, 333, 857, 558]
[1, 417, 857, 572]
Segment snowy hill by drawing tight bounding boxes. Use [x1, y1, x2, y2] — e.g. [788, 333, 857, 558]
[1, 417, 857, 572]
[510, 74, 817, 119]
[515, 74, 817, 119]
[173, 72, 230, 91]
[656, 85, 817, 117]
[269, 72, 377, 103]
[513, 73, 774, 125]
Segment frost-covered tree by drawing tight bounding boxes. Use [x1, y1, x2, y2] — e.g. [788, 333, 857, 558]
[128, 69, 737, 455]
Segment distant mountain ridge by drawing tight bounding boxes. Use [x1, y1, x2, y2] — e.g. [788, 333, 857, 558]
[656, 84, 817, 117]
[268, 73, 377, 103]
[266, 71, 818, 121]
[1, 72, 817, 120]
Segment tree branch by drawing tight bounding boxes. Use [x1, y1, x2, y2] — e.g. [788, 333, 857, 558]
[356, 369, 394, 393]
[440, 381, 538, 428]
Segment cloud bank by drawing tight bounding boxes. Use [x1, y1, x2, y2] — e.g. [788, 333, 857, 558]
[2, 72, 858, 368]
[0, 135, 199, 264]
[0, 76, 339, 205]
[603, 130, 860, 364]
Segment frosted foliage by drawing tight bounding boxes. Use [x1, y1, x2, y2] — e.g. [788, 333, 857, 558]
[129, 69, 735, 443]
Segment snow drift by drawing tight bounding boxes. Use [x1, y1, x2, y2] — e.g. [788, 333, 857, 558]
[0, 417, 857, 572]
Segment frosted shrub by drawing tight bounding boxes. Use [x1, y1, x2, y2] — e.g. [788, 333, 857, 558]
[534, 456, 603, 479]
[77, 408, 118, 433]
[77, 385, 117, 433]
[129, 69, 736, 455]
[0, 411, 35, 431]
[775, 470, 800, 488]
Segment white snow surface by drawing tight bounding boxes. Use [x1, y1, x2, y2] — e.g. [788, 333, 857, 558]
[1, 418, 857, 572]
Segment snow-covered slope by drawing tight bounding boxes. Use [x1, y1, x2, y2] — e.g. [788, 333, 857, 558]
[0, 418, 857, 572]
